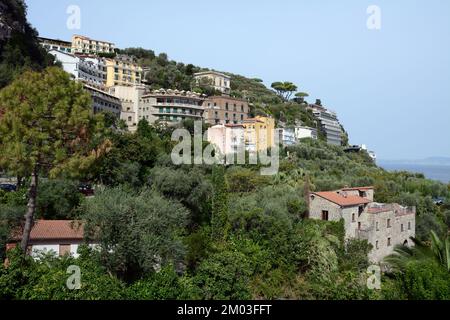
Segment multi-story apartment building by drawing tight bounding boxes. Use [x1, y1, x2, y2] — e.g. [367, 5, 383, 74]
[242, 116, 276, 152]
[207, 124, 246, 157]
[139, 89, 205, 124]
[276, 128, 296, 146]
[105, 55, 142, 87]
[72, 35, 115, 55]
[309, 186, 416, 263]
[84, 84, 121, 118]
[109, 85, 147, 131]
[39, 37, 73, 53]
[194, 71, 231, 94]
[294, 126, 318, 140]
[49, 50, 107, 88]
[203, 96, 249, 125]
[308, 103, 342, 146]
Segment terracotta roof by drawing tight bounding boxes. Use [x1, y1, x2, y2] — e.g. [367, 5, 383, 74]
[312, 191, 371, 207]
[341, 186, 374, 191]
[11, 220, 84, 241]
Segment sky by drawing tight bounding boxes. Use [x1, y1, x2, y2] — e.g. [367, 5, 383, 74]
[26, 0, 450, 160]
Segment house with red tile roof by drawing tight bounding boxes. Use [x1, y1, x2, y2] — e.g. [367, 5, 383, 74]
[309, 187, 416, 263]
[7, 220, 87, 258]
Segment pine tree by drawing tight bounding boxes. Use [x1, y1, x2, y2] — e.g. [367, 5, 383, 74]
[0, 67, 110, 252]
[210, 165, 229, 241]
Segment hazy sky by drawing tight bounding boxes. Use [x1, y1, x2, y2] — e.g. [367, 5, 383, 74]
[26, 0, 450, 160]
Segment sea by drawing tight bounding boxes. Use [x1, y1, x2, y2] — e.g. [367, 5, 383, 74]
[379, 162, 450, 184]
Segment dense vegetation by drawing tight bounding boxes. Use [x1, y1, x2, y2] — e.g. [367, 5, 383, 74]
[0, 2, 449, 300]
[0, 0, 53, 88]
[1, 116, 449, 299]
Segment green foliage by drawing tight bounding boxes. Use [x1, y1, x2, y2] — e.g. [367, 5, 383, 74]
[0, 205, 24, 260]
[193, 248, 253, 300]
[0, 0, 53, 88]
[81, 187, 189, 281]
[0, 246, 126, 300]
[387, 259, 450, 300]
[210, 166, 229, 241]
[271, 81, 298, 101]
[35, 179, 83, 219]
[127, 266, 200, 300]
[0, 67, 108, 179]
[148, 166, 212, 226]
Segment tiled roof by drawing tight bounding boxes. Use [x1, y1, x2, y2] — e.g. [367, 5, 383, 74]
[312, 191, 371, 207]
[341, 186, 374, 191]
[11, 220, 84, 241]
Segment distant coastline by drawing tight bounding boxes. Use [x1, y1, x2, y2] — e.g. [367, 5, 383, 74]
[379, 159, 450, 184]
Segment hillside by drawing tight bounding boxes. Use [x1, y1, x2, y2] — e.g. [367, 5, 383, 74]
[1, 5, 449, 301]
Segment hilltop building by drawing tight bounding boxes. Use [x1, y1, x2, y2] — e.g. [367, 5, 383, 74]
[139, 89, 205, 124]
[308, 102, 343, 146]
[109, 85, 147, 131]
[207, 124, 245, 156]
[242, 116, 276, 152]
[39, 37, 73, 53]
[71, 34, 115, 55]
[105, 54, 143, 87]
[203, 96, 250, 125]
[84, 84, 121, 118]
[309, 186, 416, 262]
[294, 126, 318, 140]
[276, 128, 296, 146]
[194, 71, 231, 95]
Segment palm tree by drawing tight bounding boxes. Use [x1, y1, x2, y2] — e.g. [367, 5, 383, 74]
[384, 231, 450, 272]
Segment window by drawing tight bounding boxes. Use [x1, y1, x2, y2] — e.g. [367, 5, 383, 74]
[387, 238, 392, 246]
[376, 241, 379, 250]
[408, 222, 411, 230]
[401, 224, 404, 232]
[358, 205, 364, 216]
[352, 213, 356, 222]
[225, 103, 229, 110]
[321, 210, 329, 221]
[358, 222, 362, 230]
[387, 219, 391, 228]
[59, 244, 71, 257]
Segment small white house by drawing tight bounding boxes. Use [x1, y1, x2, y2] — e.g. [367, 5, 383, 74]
[8, 220, 86, 258]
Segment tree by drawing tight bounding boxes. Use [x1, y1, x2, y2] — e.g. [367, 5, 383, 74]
[210, 166, 229, 241]
[0, 67, 109, 252]
[0, 0, 53, 88]
[385, 231, 450, 272]
[294, 92, 309, 104]
[82, 187, 189, 281]
[271, 82, 298, 101]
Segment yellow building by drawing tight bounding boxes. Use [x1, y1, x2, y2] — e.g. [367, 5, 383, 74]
[242, 116, 275, 152]
[105, 55, 143, 88]
[72, 35, 115, 55]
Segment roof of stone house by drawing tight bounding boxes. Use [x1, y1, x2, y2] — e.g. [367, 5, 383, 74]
[312, 191, 371, 207]
[11, 220, 84, 242]
[367, 203, 415, 216]
[341, 186, 374, 191]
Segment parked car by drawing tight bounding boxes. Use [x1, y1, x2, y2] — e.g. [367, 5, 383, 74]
[78, 183, 94, 196]
[0, 184, 17, 192]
